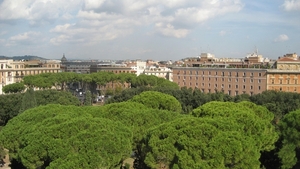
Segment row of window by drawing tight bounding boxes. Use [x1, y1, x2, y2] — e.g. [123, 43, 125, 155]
[199, 89, 254, 96]
[179, 76, 262, 83]
[271, 79, 298, 84]
[179, 70, 263, 77]
[178, 82, 261, 90]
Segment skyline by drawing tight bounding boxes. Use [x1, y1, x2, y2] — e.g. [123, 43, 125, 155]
[0, 0, 299, 61]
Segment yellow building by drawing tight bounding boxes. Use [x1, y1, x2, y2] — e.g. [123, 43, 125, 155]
[266, 53, 300, 92]
[0, 59, 61, 94]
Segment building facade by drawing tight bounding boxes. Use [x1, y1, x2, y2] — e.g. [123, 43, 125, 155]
[173, 67, 267, 96]
[0, 59, 61, 94]
[266, 53, 300, 92]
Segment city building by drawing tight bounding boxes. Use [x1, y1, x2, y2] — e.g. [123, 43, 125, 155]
[266, 53, 300, 92]
[173, 67, 266, 96]
[0, 59, 61, 94]
[60, 54, 102, 74]
[144, 66, 173, 81]
[174, 53, 300, 96]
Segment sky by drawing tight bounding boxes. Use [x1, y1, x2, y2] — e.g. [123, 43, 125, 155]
[0, 0, 299, 61]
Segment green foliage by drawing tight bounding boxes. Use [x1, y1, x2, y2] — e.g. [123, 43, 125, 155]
[142, 117, 261, 169]
[250, 90, 300, 121]
[0, 90, 80, 126]
[0, 93, 22, 125]
[87, 102, 182, 147]
[129, 91, 182, 113]
[19, 88, 37, 113]
[278, 110, 300, 169]
[2, 82, 25, 93]
[192, 101, 278, 151]
[0, 104, 133, 169]
[84, 90, 92, 106]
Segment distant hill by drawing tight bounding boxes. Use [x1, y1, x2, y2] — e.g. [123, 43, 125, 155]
[0, 55, 47, 60]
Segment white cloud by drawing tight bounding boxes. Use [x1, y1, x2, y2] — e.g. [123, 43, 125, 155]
[6, 31, 42, 46]
[0, 0, 81, 22]
[274, 34, 289, 42]
[1, 0, 244, 44]
[219, 30, 227, 36]
[282, 0, 300, 11]
[155, 22, 189, 38]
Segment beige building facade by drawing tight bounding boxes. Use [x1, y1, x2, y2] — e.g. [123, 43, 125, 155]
[173, 67, 267, 96]
[0, 59, 61, 94]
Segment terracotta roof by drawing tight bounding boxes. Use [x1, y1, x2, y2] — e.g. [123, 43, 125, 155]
[277, 57, 300, 62]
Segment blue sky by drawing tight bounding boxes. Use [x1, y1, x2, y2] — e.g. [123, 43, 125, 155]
[0, 0, 299, 61]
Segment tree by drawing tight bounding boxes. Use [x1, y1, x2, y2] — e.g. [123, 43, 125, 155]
[278, 110, 300, 169]
[142, 117, 261, 169]
[19, 88, 37, 113]
[129, 91, 182, 113]
[192, 101, 278, 152]
[2, 82, 25, 94]
[0, 90, 80, 126]
[84, 90, 92, 106]
[0, 104, 133, 169]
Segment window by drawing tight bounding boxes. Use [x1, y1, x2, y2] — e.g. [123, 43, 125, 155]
[250, 86, 253, 90]
[287, 80, 290, 84]
[196, 77, 198, 80]
[235, 91, 239, 96]
[190, 77, 192, 80]
[258, 86, 261, 90]
[222, 72, 225, 76]
[236, 85, 238, 89]
[295, 80, 298, 84]
[243, 79, 246, 83]
[250, 72, 254, 76]
[208, 77, 211, 81]
[250, 79, 253, 83]
[215, 84, 218, 88]
[178, 76, 180, 79]
[271, 79, 274, 84]
[196, 71, 199, 75]
[280, 80, 282, 84]
[243, 72, 246, 76]
[208, 89, 211, 93]
[215, 78, 218, 81]
[190, 82, 192, 86]
[208, 83, 211, 87]
[202, 83, 204, 86]
[189, 71, 192, 74]
[243, 85, 246, 89]
[258, 79, 261, 83]
[215, 72, 218, 75]
[229, 72, 232, 76]
[236, 72, 239, 77]
[222, 78, 224, 82]
[228, 90, 231, 95]
[184, 71, 186, 74]
[259, 73, 262, 77]
[196, 82, 198, 86]
[209, 71, 211, 75]
[236, 79, 238, 82]
[228, 78, 231, 82]
[229, 84, 231, 88]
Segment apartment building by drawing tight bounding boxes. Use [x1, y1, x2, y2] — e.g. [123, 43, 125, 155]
[0, 59, 61, 94]
[173, 67, 266, 96]
[267, 53, 300, 92]
[173, 53, 300, 96]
